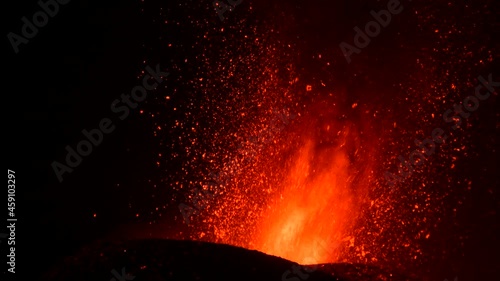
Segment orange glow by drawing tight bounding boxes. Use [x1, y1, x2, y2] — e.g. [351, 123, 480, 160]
[187, 99, 381, 266]
[181, 97, 381, 266]
[255, 141, 356, 263]
[250, 116, 373, 264]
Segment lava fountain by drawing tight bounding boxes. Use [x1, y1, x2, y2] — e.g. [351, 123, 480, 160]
[255, 138, 359, 264]
[190, 96, 381, 265]
[252, 102, 378, 264]
[158, 1, 414, 268]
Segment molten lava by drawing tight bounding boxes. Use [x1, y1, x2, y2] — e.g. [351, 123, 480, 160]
[255, 140, 356, 264]
[186, 99, 379, 265]
[250, 110, 376, 264]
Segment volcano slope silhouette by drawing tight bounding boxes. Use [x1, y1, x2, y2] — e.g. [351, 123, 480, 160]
[42, 239, 419, 281]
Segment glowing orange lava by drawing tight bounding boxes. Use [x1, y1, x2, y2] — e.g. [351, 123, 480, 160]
[256, 141, 353, 264]
[251, 116, 374, 264]
[182, 94, 386, 267]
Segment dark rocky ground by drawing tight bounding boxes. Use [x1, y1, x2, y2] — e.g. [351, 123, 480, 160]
[42, 239, 420, 281]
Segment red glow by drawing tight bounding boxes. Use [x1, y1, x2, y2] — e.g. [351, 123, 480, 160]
[255, 140, 357, 264]
[250, 110, 376, 264]
[187, 99, 381, 265]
